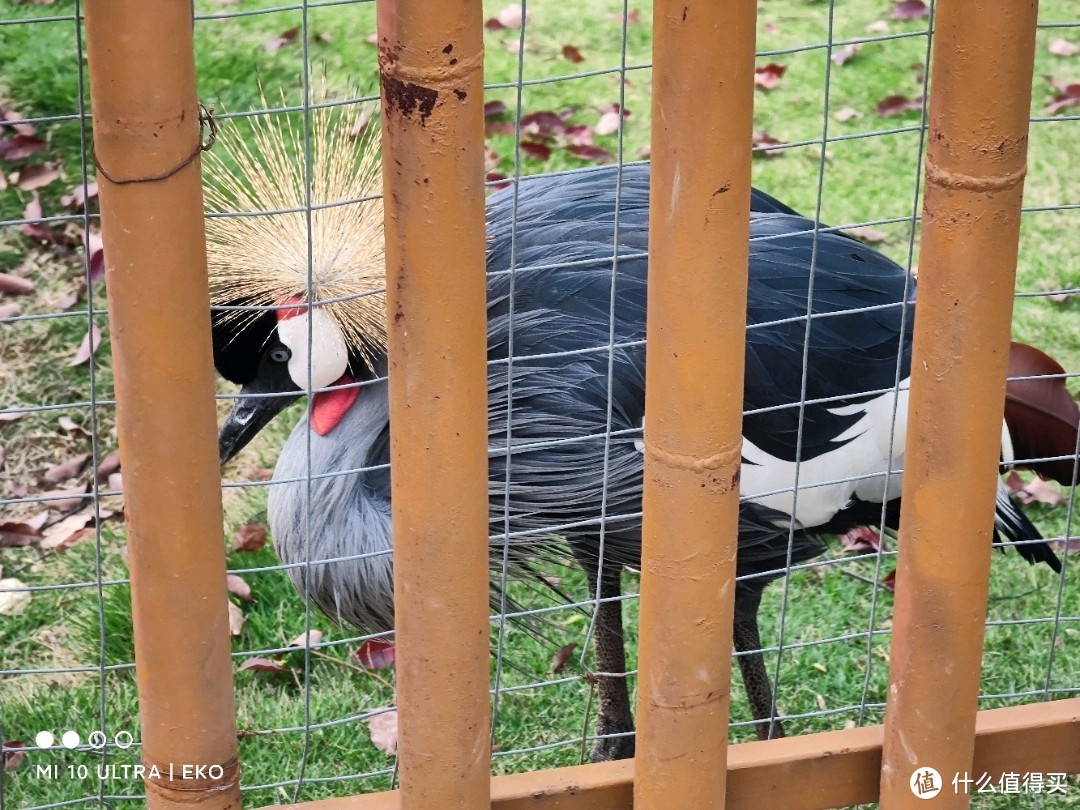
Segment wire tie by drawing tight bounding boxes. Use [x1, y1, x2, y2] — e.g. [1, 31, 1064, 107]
[92, 102, 218, 186]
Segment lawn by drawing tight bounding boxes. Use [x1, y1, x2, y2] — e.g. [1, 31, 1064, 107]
[1, 0, 1079, 808]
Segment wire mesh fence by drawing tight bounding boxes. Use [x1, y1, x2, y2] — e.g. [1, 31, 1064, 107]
[1, 0, 1078, 808]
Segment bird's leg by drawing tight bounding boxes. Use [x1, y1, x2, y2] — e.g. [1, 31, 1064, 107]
[733, 585, 785, 741]
[582, 558, 635, 762]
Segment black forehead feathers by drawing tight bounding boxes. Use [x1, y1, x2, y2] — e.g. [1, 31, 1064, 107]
[211, 304, 279, 385]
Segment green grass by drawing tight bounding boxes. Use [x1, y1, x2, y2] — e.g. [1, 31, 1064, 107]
[2, 0, 1079, 807]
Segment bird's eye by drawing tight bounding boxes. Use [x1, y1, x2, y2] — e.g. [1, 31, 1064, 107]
[269, 346, 291, 364]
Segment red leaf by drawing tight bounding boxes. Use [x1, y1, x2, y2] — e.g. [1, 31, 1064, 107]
[550, 642, 577, 673]
[265, 27, 299, 53]
[484, 100, 509, 119]
[2, 741, 26, 772]
[85, 230, 105, 286]
[1049, 38, 1079, 57]
[563, 124, 594, 146]
[881, 569, 897, 592]
[1, 107, 37, 137]
[486, 171, 511, 190]
[875, 94, 923, 117]
[484, 17, 506, 30]
[96, 449, 121, 480]
[1046, 83, 1080, 115]
[15, 164, 59, 191]
[485, 120, 515, 137]
[0, 134, 45, 161]
[754, 63, 787, 91]
[0, 273, 34, 295]
[40, 510, 95, 550]
[367, 709, 398, 755]
[21, 194, 77, 247]
[520, 111, 565, 141]
[521, 141, 552, 162]
[68, 325, 102, 367]
[565, 144, 613, 163]
[238, 657, 295, 675]
[353, 638, 396, 670]
[232, 522, 267, 552]
[831, 43, 863, 67]
[892, 0, 929, 20]
[844, 226, 889, 243]
[0, 522, 41, 547]
[44, 452, 91, 483]
[561, 44, 585, 63]
[751, 131, 785, 157]
[841, 526, 884, 553]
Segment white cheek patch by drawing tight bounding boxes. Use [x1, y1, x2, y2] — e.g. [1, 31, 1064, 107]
[277, 307, 349, 391]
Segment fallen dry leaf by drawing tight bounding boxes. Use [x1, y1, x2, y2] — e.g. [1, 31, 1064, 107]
[227, 573, 254, 603]
[751, 131, 785, 157]
[238, 657, 295, 674]
[565, 144, 613, 163]
[831, 43, 862, 66]
[834, 107, 862, 122]
[595, 109, 623, 136]
[875, 94, 923, 117]
[1046, 83, 1080, 115]
[0, 134, 45, 161]
[39, 511, 95, 550]
[265, 27, 299, 53]
[61, 180, 98, 210]
[232, 522, 267, 552]
[866, 20, 890, 33]
[354, 638, 396, 670]
[96, 449, 121, 479]
[44, 452, 91, 483]
[0, 579, 31, 615]
[1049, 38, 1078, 57]
[288, 629, 324, 649]
[0, 521, 42, 547]
[228, 601, 246, 636]
[15, 164, 59, 191]
[892, 0, 929, 20]
[68, 325, 102, 366]
[754, 63, 787, 91]
[0, 303, 20, 319]
[550, 642, 577, 673]
[107, 472, 122, 494]
[0, 273, 34, 295]
[841, 526, 884, 553]
[562, 44, 584, 63]
[367, 710, 399, 756]
[40, 487, 89, 512]
[2, 741, 26, 772]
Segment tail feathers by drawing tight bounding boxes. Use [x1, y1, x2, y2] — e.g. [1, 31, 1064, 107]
[994, 479, 1062, 573]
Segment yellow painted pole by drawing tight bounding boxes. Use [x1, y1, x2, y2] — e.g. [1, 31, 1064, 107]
[880, 0, 1040, 807]
[83, 2, 241, 808]
[634, 0, 757, 807]
[375, 1, 491, 808]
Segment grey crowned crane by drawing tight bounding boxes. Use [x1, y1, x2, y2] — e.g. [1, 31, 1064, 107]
[207, 109, 1067, 762]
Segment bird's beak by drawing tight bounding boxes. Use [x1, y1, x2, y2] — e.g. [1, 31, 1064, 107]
[219, 381, 301, 466]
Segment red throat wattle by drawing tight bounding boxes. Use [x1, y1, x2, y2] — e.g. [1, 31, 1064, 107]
[312, 376, 360, 436]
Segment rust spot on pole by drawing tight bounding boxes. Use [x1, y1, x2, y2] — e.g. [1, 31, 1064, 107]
[376, 1, 490, 808]
[880, 1, 1041, 808]
[82, 3, 241, 809]
[633, 1, 756, 808]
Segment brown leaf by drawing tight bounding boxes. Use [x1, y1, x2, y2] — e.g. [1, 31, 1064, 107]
[96, 449, 121, 479]
[486, 171, 510, 190]
[0, 134, 45, 161]
[563, 124, 593, 146]
[353, 638, 396, 670]
[238, 657, 296, 675]
[841, 526, 884, 553]
[68, 325, 102, 366]
[0, 273, 34, 295]
[44, 452, 91, 483]
[0, 411, 23, 423]
[227, 573, 254, 603]
[484, 100, 508, 119]
[754, 63, 787, 90]
[550, 642, 577, 673]
[562, 44, 584, 63]
[1049, 38, 1078, 57]
[520, 111, 565, 140]
[892, 0, 929, 20]
[232, 522, 267, 552]
[39, 511, 95, 550]
[831, 43, 862, 66]
[40, 486, 90, 511]
[867, 20, 890, 33]
[875, 94, 923, 116]
[228, 601, 246, 636]
[594, 109, 623, 136]
[1046, 83, 1080, 115]
[288, 629, 324, 648]
[844, 226, 888, 243]
[0, 579, 31, 615]
[607, 9, 641, 25]
[834, 107, 862, 122]
[312, 31, 332, 44]
[881, 568, 897, 592]
[0, 521, 42, 547]
[2, 107, 37, 136]
[565, 144, 613, 163]
[0, 303, 20, 319]
[2, 741, 26, 772]
[751, 131, 785, 157]
[15, 164, 59, 191]
[107, 472, 122, 494]
[1023, 477, 1066, 507]
[520, 141, 552, 162]
[265, 27, 299, 53]
[495, 4, 523, 28]
[367, 710, 399, 755]
[501, 38, 525, 54]
[61, 180, 99, 210]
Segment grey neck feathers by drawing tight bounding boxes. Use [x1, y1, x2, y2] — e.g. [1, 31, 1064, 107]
[267, 378, 395, 632]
